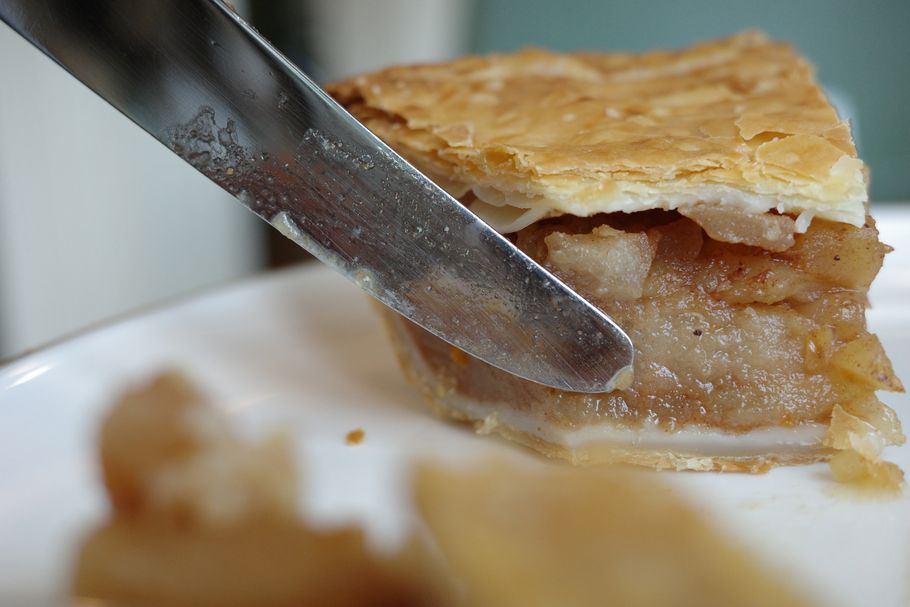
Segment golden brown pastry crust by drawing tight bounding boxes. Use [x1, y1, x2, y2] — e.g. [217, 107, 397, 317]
[327, 32, 866, 228]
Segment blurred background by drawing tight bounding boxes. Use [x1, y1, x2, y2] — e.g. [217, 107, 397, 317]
[0, 0, 907, 359]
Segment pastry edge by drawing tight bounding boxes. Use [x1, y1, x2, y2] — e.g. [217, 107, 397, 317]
[449, 177, 867, 234]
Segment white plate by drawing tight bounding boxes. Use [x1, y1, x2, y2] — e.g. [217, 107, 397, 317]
[2, 208, 909, 606]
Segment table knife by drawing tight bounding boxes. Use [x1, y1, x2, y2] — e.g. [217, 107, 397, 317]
[0, 0, 633, 392]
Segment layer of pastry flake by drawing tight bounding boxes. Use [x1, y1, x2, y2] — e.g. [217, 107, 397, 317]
[328, 32, 866, 230]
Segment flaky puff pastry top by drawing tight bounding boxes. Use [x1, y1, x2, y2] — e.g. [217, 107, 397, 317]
[327, 32, 867, 231]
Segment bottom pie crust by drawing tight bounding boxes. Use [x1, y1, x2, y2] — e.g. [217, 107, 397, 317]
[378, 306, 833, 473]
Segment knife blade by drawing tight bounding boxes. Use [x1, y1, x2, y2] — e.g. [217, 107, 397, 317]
[0, 0, 633, 393]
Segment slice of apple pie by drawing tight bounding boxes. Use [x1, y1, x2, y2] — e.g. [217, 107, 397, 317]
[327, 32, 904, 472]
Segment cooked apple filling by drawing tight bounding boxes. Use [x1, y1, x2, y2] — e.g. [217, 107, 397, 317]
[532, 211, 901, 426]
[392, 211, 902, 430]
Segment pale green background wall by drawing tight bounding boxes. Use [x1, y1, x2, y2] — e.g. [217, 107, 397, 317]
[471, 0, 910, 201]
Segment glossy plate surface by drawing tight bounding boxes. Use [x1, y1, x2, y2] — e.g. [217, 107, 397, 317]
[1, 208, 909, 606]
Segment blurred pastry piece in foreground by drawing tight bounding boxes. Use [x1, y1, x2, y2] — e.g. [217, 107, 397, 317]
[73, 372, 422, 607]
[328, 32, 905, 472]
[74, 372, 821, 606]
[414, 462, 816, 607]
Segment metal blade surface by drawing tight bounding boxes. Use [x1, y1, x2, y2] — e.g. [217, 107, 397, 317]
[0, 0, 633, 392]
